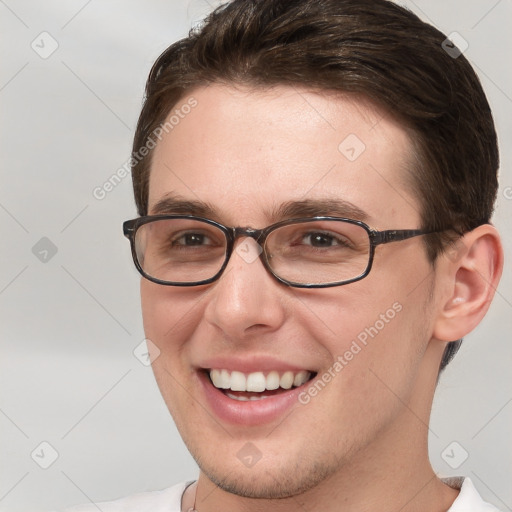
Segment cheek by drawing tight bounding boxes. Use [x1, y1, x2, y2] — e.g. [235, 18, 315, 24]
[140, 280, 203, 354]
[302, 270, 431, 394]
[299, 281, 406, 351]
[140, 281, 203, 416]
[140, 280, 168, 344]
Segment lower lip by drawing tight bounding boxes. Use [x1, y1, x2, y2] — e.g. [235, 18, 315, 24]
[197, 371, 307, 426]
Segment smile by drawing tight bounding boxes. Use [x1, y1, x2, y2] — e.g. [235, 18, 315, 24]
[196, 358, 319, 425]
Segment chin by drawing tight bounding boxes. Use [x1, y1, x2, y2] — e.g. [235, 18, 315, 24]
[189, 439, 342, 499]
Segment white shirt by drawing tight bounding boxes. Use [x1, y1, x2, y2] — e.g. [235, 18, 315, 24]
[63, 477, 502, 512]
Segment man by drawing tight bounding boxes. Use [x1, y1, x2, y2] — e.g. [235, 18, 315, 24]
[70, 0, 504, 510]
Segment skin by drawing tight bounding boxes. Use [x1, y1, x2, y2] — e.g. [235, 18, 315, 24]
[140, 84, 503, 512]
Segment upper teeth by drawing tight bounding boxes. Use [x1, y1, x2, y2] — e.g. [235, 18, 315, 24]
[209, 369, 311, 392]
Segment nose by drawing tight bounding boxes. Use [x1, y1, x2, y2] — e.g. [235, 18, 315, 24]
[203, 237, 287, 340]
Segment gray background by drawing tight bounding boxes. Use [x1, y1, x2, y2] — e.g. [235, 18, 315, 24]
[0, 1, 510, 511]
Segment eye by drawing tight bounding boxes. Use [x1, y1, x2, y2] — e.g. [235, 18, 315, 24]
[300, 231, 352, 248]
[172, 232, 213, 247]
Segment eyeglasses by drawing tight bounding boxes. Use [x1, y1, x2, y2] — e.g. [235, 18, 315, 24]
[123, 215, 433, 288]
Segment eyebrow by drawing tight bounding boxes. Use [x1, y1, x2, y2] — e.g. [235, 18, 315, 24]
[150, 193, 217, 218]
[149, 193, 368, 223]
[270, 198, 368, 223]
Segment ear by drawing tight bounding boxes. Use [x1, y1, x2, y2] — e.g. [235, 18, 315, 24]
[433, 224, 503, 341]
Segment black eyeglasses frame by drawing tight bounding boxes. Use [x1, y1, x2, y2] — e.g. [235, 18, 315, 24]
[123, 215, 435, 288]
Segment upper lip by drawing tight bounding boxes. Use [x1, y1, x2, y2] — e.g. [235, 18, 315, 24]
[196, 355, 316, 374]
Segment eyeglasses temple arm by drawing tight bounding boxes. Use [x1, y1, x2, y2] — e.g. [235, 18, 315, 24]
[371, 229, 428, 245]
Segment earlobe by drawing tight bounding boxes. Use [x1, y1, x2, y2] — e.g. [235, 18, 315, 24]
[433, 225, 503, 342]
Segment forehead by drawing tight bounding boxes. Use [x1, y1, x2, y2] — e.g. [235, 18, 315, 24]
[148, 84, 420, 228]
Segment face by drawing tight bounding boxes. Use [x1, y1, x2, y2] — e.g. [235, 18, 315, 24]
[141, 84, 439, 498]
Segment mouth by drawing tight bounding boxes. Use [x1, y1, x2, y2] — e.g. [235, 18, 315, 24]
[195, 357, 320, 426]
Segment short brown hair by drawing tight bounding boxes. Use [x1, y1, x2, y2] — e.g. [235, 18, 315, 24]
[131, 0, 499, 369]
